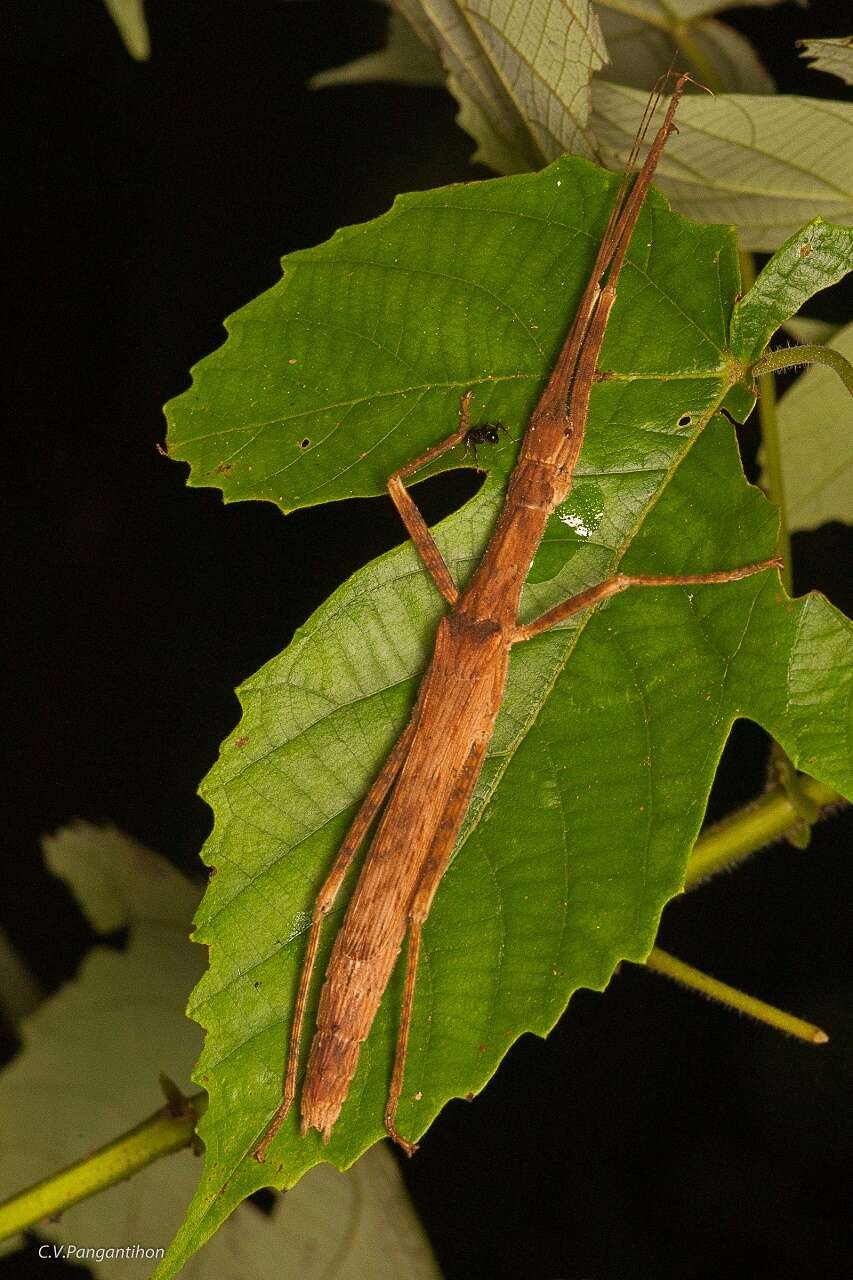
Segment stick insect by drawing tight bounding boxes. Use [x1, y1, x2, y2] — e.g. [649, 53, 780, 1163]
[253, 72, 781, 1162]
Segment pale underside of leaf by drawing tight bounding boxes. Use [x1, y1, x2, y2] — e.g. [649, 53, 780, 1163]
[591, 83, 853, 250]
[310, 6, 845, 253]
[761, 321, 853, 532]
[391, 0, 607, 171]
[798, 35, 853, 89]
[597, 0, 785, 19]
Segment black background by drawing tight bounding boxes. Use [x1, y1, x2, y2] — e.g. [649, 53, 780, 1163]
[4, 3, 851, 1277]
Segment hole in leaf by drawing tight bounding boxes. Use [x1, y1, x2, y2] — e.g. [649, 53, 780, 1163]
[300, 438, 310, 449]
[678, 414, 692, 427]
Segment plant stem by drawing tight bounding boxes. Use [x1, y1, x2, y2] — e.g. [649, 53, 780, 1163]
[752, 343, 853, 391]
[684, 776, 842, 890]
[645, 947, 829, 1044]
[0, 1092, 207, 1244]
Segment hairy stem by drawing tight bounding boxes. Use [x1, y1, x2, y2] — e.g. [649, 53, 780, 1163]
[0, 1092, 207, 1244]
[752, 343, 853, 391]
[684, 776, 843, 890]
[645, 948, 829, 1044]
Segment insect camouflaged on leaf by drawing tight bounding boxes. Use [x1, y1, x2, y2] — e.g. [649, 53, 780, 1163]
[253, 72, 782, 1163]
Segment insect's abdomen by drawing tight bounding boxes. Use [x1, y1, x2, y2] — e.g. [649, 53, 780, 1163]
[300, 940, 404, 1141]
[299, 617, 509, 1142]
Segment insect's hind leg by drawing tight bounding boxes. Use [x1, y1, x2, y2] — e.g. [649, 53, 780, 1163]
[387, 391, 475, 607]
[511, 557, 783, 644]
[253, 712, 419, 1162]
[385, 735, 488, 1155]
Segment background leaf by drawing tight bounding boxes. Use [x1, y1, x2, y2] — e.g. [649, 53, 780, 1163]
[311, 7, 851, 250]
[596, 4, 774, 95]
[759, 321, 853, 532]
[158, 163, 853, 1276]
[390, 0, 607, 171]
[310, 12, 445, 90]
[591, 86, 853, 250]
[798, 35, 853, 88]
[102, 0, 150, 61]
[0, 825, 439, 1280]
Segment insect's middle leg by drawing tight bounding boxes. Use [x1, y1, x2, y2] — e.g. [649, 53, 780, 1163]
[387, 391, 475, 606]
[384, 734, 489, 1156]
[253, 711, 419, 1162]
[511, 557, 784, 644]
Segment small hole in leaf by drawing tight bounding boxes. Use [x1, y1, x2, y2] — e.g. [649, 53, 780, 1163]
[678, 414, 692, 427]
[300, 438, 310, 449]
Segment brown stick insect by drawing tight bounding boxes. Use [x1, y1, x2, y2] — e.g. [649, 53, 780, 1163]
[253, 72, 781, 1162]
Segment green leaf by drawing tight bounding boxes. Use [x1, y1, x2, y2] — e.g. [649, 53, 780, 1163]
[167, 155, 740, 508]
[159, 165, 852, 1277]
[798, 35, 853, 88]
[760, 321, 853, 532]
[730, 218, 853, 364]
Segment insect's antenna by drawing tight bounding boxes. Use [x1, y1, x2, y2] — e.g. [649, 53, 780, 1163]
[538, 71, 691, 417]
[596, 74, 663, 262]
[598, 71, 691, 293]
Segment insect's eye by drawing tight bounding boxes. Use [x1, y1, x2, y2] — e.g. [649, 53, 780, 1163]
[485, 428, 499, 443]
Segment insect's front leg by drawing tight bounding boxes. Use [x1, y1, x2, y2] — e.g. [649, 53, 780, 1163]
[387, 391, 476, 606]
[511, 558, 784, 644]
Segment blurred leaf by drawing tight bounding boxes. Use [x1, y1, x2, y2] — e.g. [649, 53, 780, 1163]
[310, 12, 445, 89]
[0, 826, 439, 1280]
[592, 84, 853, 250]
[312, 7, 850, 251]
[158, 160, 853, 1276]
[798, 35, 853, 87]
[0, 928, 41, 1023]
[596, 0, 784, 17]
[781, 316, 839, 346]
[597, 6, 774, 95]
[102, 0, 150, 61]
[42, 819, 200, 933]
[760, 322, 853, 531]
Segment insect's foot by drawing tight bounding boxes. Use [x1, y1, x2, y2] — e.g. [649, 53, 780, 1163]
[252, 1096, 293, 1161]
[385, 1115, 419, 1157]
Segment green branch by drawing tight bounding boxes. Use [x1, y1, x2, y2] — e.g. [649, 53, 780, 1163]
[645, 948, 829, 1044]
[0, 1091, 207, 1244]
[752, 343, 853, 392]
[684, 775, 843, 889]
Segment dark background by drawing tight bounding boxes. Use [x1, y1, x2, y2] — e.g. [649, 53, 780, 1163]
[4, 2, 851, 1277]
